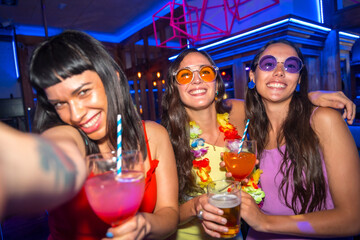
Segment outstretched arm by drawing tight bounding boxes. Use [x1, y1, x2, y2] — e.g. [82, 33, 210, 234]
[0, 123, 87, 220]
[308, 91, 356, 124]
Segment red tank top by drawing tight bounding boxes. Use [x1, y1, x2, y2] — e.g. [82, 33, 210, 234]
[48, 123, 159, 240]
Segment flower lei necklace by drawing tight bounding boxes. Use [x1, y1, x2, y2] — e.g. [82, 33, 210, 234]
[190, 113, 241, 188]
[190, 113, 265, 205]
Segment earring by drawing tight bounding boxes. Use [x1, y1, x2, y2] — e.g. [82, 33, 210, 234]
[215, 91, 219, 101]
[248, 80, 255, 89]
[295, 83, 300, 92]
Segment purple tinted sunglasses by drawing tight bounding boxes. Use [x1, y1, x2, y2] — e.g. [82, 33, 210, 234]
[258, 55, 303, 73]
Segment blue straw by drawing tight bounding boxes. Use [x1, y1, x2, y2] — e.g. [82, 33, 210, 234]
[117, 114, 122, 175]
[238, 119, 250, 154]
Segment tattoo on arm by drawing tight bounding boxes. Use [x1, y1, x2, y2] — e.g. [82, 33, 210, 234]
[35, 136, 78, 191]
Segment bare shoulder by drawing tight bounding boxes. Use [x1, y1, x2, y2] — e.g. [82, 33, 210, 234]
[226, 98, 245, 110]
[311, 107, 345, 129]
[143, 121, 170, 141]
[311, 107, 350, 142]
[143, 121, 175, 164]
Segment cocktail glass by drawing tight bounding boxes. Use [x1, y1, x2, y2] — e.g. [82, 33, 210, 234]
[224, 140, 257, 181]
[84, 150, 145, 226]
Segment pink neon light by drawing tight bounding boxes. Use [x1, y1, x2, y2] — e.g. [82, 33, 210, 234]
[152, 0, 280, 49]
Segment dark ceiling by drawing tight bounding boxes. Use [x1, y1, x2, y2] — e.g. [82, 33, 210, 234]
[0, 0, 359, 42]
[0, 0, 170, 39]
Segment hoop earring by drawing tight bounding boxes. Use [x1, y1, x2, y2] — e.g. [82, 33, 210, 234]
[248, 80, 255, 89]
[295, 83, 300, 92]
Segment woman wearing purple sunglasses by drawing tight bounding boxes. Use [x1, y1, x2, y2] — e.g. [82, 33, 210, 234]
[162, 45, 357, 240]
[241, 39, 360, 239]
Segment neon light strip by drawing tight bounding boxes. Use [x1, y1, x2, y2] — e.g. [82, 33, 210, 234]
[339, 31, 360, 39]
[169, 18, 331, 60]
[197, 19, 289, 51]
[318, 0, 324, 24]
[169, 18, 289, 59]
[12, 39, 19, 78]
[289, 18, 330, 31]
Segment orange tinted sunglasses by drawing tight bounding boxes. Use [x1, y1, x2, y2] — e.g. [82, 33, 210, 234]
[173, 65, 218, 85]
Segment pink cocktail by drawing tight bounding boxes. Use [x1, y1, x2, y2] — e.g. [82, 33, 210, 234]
[85, 170, 144, 226]
[85, 151, 144, 226]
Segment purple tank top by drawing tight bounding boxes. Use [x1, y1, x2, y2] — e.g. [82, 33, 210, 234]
[246, 145, 352, 240]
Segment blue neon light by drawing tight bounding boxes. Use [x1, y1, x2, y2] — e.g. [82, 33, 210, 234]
[197, 19, 289, 51]
[130, 88, 163, 94]
[289, 18, 330, 31]
[169, 18, 332, 60]
[339, 31, 360, 39]
[14, 0, 181, 43]
[12, 39, 19, 78]
[15, 25, 63, 37]
[318, 0, 324, 24]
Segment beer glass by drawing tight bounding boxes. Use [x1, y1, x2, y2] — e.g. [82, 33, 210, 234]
[207, 179, 241, 238]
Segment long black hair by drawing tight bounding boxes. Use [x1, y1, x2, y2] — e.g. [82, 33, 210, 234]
[161, 48, 230, 202]
[246, 39, 326, 214]
[29, 30, 146, 157]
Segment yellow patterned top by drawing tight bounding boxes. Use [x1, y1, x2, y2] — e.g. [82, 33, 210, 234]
[168, 144, 242, 240]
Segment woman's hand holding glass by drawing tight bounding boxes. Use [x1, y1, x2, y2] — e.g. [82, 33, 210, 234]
[102, 212, 150, 240]
[193, 193, 231, 238]
[85, 151, 145, 231]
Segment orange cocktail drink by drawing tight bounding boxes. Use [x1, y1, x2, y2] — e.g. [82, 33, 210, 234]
[224, 152, 256, 181]
[224, 139, 257, 181]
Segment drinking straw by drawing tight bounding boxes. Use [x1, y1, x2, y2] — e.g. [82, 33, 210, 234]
[238, 119, 250, 154]
[117, 114, 122, 175]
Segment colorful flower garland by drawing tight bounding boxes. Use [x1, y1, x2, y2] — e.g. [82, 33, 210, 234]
[190, 113, 265, 205]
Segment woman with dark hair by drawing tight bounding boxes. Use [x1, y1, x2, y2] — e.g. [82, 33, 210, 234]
[161, 47, 357, 239]
[241, 39, 360, 239]
[30, 30, 179, 240]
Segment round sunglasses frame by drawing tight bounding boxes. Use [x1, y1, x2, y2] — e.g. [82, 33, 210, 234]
[173, 65, 219, 85]
[258, 55, 303, 74]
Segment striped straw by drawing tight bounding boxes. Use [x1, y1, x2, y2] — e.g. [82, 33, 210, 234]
[117, 114, 122, 175]
[238, 119, 250, 154]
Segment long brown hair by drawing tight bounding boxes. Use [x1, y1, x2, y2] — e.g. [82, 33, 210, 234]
[161, 48, 230, 202]
[245, 39, 326, 214]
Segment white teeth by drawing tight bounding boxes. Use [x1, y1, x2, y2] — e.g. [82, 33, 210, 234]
[267, 83, 286, 88]
[190, 89, 206, 94]
[82, 114, 100, 128]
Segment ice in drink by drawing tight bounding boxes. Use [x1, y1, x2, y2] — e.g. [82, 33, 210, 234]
[85, 170, 145, 226]
[224, 152, 256, 181]
[209, 193, 241, 238]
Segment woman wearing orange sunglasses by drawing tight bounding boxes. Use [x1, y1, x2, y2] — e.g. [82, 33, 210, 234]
[161, 48, 356, 240]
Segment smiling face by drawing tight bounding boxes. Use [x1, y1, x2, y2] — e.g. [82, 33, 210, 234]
[176, 52, 217, 110]
[249, 43, 300, 105]
[45, 70, 108, 142]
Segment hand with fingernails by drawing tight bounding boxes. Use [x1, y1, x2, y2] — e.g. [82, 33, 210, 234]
[193, 194, 230, 238]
